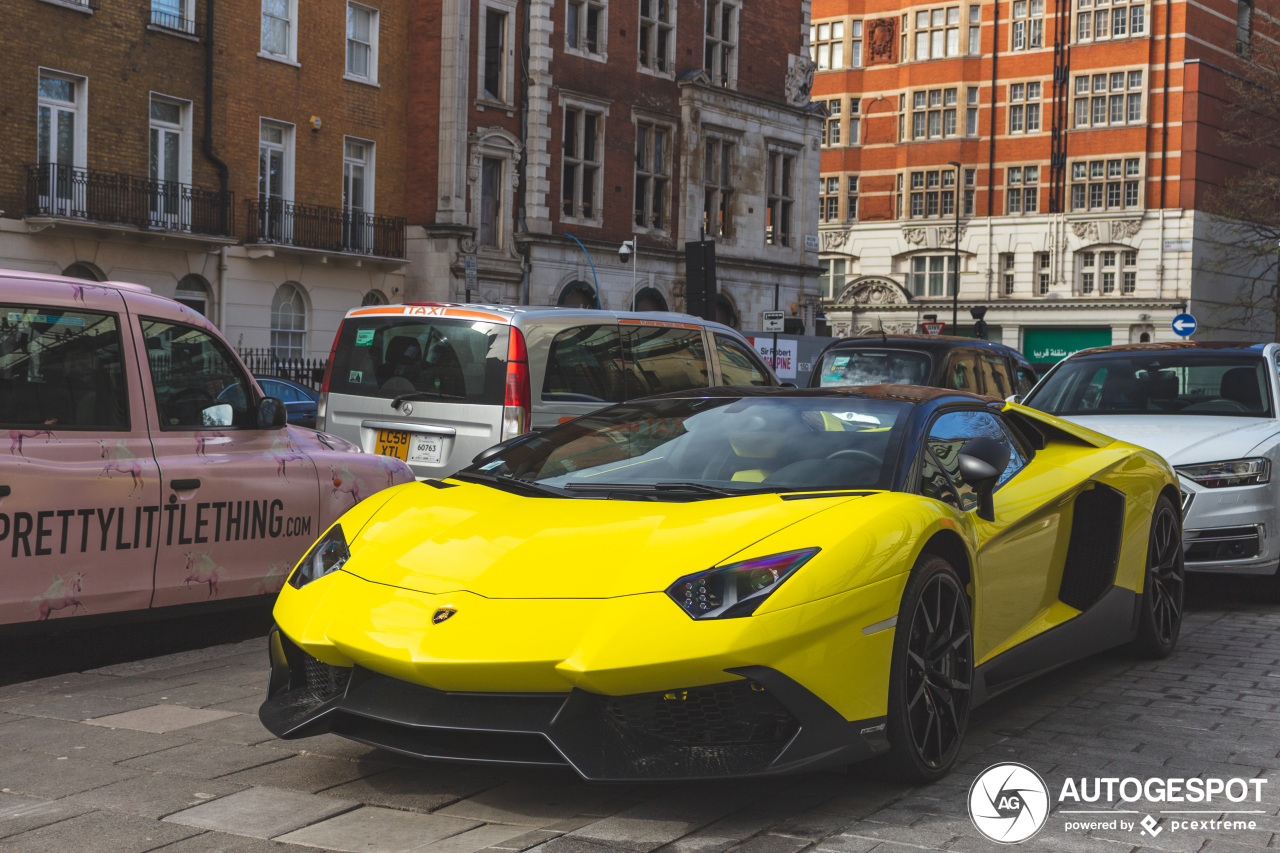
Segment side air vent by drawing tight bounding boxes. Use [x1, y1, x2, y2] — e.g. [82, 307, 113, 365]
[1059, 482, 1126, 611]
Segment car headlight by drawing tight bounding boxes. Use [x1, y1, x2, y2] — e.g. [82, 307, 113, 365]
[666, 548, 819, 620]
[288, 525, 351, 589]
[1175, 458, 1271, 488]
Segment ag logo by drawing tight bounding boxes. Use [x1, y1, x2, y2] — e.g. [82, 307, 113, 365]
[432, 607, 457, 625]
[968, 762, 1050, 844]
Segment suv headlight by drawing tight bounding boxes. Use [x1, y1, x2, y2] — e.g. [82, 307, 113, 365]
[1175, 458, 1271, 489]
[666, 548, 819, 620]
[288, 525, 351, 589]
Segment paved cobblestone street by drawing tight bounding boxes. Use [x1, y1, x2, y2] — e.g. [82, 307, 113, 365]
[1, 581, 1277, 853]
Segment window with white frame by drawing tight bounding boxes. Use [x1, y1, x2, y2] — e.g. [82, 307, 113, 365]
[811, 20, 844, 70]
[819, 176, 840, 222]
[907, 169, 957, 218]
[851, 21, 864, 66]
[634, 120, 670, 230]
[149, 97, 189, 209]
[1001, 253, 1015, 294]
[258, 120, 292, 240]
[820, 258, 849, 299]
[910, 256, 958, 296]
[896, 173, 904, 218]
[847, 176, 859, 221]
[1006, 166, 1039, 213]
[914, 6, 961, 59]
[1010, 0, 1044, 50]
[1075, 249, 1136, 294]
[260, 0, 297, 61]
[704, 136, 734, 237]
[964, 168, 975, 215]
[37, 72, 85, 180]
[1075, 0, 1146, 43]
[568, 0, 605, 58]
[1122, 250, 1137, 292]
[705, 0, 738, 87]
[911, 88, 959, 139]
[342, 138, 372, 214]
[152, 0, 195, 33]
[1070, 157, 1142, 211]
[898, 93, 906, 142]
[823, 99, 841, 146]
[638, 0, 672, 72]
[966, 86, 979, 135]
[968, 5, 981, 52]
[562, 105, 603, 222]
[765, 149, 796, 247]
[1008, 81, 1042, 133]
[481, 4, 515, 104]
[270, 282, 307, 359]
[848, 99, 861, 144]
[1036, 252, 1051, 294]
[1073, 70, 1143, 128]
[346, 3, 378, 81]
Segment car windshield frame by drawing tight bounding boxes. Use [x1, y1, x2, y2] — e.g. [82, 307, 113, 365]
[814, 348, 934, 388]
[1024, 351, 1276, 418]
[461, 394, 914, 497]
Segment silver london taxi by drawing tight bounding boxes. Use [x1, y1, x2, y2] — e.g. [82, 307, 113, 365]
[317, 303, 779, 478]
[0, 269, 412, 628]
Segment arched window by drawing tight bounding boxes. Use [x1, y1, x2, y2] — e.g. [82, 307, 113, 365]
[714, 294, 739, 328]
[63, 262, 105, 281]
[174, 274, 213, 321]
[632, 287, 668, 313]
[557, 280, 597, 308]
[361, 289, 388, 306]
[271, 282, 308, 359]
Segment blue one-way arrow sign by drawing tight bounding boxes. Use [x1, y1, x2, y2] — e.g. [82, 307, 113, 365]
[1172, 313, 1197, 337]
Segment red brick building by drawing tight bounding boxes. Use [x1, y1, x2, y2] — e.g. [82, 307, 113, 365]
[811, 0, 1279, 366]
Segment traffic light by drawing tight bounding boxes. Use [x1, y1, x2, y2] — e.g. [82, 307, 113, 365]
[970, 305, 988, 340]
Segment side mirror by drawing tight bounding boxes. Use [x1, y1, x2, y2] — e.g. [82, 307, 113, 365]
[1006, 394, 1022, 405]
[956, 436, 1011, 522]
[257, 396, 288, 430]
[472, 435, 528, 466]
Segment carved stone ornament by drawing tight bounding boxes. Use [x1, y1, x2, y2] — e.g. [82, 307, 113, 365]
[832, 322, 852, 338]
[938, 225, 967, 246]
[785, 55, 816, 106]
[867, 18, 897, 64]
[1110, 219, 1141, 241]
[835, 277, 910, 307]
[853, 323, 877, 336]
[902, 227, 928, 246]
[821, 229, 851, 252]
[459, 238, 478, 255]
[1072, 221, 1100, 242]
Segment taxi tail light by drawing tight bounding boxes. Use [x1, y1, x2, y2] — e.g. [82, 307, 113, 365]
[317, 321, 343, 430]
[501, 326, 531, 441]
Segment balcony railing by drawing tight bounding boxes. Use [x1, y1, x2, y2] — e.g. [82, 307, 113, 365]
[147, 6, 202, 37]
[247, 197, 406, 259]
[26, 164, 234, 238]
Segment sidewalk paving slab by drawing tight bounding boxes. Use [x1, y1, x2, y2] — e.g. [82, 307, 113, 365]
[165, 786, 360, 839]
[7, 692, 155, 722]
[318, 767, 503, 814]
[0, 714, 193, 763]
[273, 805, 481, 852]
[0, 791, 95, 839]
[436, 782, 628, 827]
[139, 832, 320, 852]
[0, 747, 143, 798]
[221, 753, 396, 794]
[180, 712, 280, 746]
[86, 703, 240, 733]
[122, 740, 291, 779]
[65, 771, 248, 819]
[0, 807, 203, 853]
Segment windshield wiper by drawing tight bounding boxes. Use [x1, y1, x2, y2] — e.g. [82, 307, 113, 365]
[390, 390, 466, 409]
[564, 481, 742, 497]
[452, 471, 567, 498]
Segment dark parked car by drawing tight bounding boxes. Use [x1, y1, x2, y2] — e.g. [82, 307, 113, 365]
[809, 335, 1038, 400]
[253, 376, 319, 428]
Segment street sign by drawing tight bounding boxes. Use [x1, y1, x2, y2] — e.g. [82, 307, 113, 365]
[1172, 313, 1197, 337]
[761, 310, 785, 333]
[922, 321, 946, 336]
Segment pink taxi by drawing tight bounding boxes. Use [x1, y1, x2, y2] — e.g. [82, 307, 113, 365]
[0, 270, 412, 627]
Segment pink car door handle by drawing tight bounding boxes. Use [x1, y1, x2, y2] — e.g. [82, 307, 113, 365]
[0, 485, 9, 498]
[170, 479, 202, 491]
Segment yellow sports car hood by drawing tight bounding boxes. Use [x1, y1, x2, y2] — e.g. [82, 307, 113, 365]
[342, 482, 864, 599]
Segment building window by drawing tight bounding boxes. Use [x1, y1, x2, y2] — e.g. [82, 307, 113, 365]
[906, 169, 957, 219]
[562, 105, 603, 222]
[851, 21, 864, 66]
[847, 176, 859, 221]
[480, 157, 502, 247]
[823, 99, 842, 146]
[1237, 0, 1253, 54]
[638, 0, 672, 72]
[634, 121, 670, 230]
[1008, 81, 1042, 133]
[152, 0, 195, 33]
[811, 20, 844, 70]
[849, 99, 861, 144]
[910, 256, 958, 296]
[1070, 157, 1142, 211]
[1005, 166, 1038, 214]
[705, 0, 738, 88]
[1076, 0, 1146, 42]
[704, 137, 734, 237]
[1073, 70, 1143, 128]
[270, 282, 307, 359]
[911, 88, 958, 139]
[1036, 252, 1051, 294]
[1122, 250, 1137, 292]
[346, 3, 378, 81]
[964, 168, 975, 216]
[257, 119, 292, 241]
[483, 7, 509, 102]
[568, 0, 605, 57]
[819, 177, 840, 222]
[260, 0, 297, 62]
[820, 258, 849, 299]
[914, 6, 961, 59]
[361, 289, 388, 306]
[37, 72, 86, 200]
[968, 5, 981, 53]
[1011, 0, 1044, 50]
[342, 138, 373, 250]
[1002, 253, 1015, 294]
[765, 150, 795, 247]
[175, 274, 213, 320]
[149, 97, 189, 225]
[966, 86, 979, 135]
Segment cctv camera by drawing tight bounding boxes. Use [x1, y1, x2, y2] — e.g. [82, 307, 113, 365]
[619, 240, 634, 263]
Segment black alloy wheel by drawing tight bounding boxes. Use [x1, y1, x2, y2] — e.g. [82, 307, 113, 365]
[1130, 495, 1184, 658]
[877, 554, 973, 781]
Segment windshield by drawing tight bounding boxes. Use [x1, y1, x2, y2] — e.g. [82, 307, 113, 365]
[1025, 352, 1274, 417]
[468, 395, 912, 495]
[816, 349, 932, 388]
[328, 316, 508, 404]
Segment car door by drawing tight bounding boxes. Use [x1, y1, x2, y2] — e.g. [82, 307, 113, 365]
[134, 315, 320, 605]
[712, 334, 774, 386]
[921, 407, 1074, 663]
[0, 287, 162, 625]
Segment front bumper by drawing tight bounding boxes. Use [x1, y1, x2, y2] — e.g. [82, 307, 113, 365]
[260, 627, 887, 781]
[1180, 479, 1280, 576]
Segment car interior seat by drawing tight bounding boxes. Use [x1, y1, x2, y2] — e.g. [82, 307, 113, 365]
[378, 336, 423, 388]
[1220, 367, 1263, 411]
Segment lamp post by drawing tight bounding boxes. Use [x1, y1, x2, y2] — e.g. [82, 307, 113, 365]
[948, 161, 962, 332]
[562, 233, 600, 309]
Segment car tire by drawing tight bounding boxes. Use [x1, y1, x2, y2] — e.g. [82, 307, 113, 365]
[874, 552, 974, 783]
[1128, 495, 1185, 659]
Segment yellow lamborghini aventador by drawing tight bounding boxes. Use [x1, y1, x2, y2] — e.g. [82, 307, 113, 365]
[260, 385, 1184, 782]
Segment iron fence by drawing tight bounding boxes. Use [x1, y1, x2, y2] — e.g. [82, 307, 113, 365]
[247, 197, 405, 259]
[236, 348, 327, 391]
[25, 164, 234, 237]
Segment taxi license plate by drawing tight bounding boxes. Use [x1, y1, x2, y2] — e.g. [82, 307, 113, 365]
[375, 429, 443, 465]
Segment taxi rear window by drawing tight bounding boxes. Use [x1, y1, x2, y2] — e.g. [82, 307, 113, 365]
[329, 316, 508, 404]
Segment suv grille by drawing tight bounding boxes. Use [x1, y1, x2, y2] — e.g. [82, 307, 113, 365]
[603, 680, 798, 746]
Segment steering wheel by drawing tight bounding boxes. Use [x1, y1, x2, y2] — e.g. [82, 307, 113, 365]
[826, 449, 882, 466]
